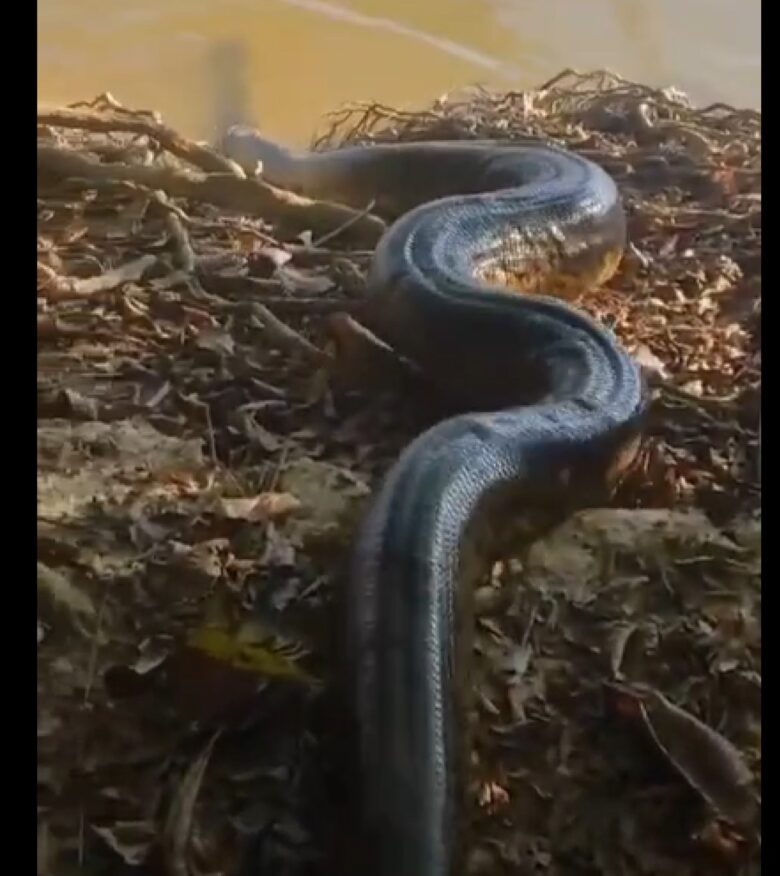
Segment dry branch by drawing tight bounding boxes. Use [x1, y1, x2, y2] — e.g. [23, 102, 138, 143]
[37, 255, 157, 300]
[37, 144, 385, 245]
[37, 106, 240, 175]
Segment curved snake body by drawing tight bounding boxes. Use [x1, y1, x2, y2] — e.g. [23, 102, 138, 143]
[222, 127, 648, 876]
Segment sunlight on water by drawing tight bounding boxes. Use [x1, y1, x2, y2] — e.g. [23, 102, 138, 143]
[38, 0, 759, 144]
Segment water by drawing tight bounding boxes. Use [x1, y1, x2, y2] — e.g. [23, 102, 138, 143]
[38, 0, 759, 145]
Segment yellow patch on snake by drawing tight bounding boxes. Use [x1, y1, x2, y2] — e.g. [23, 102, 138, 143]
[472, 224, 621, 298]
[477, 244, 623, 299]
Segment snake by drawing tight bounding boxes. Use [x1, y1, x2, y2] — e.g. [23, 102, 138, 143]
[221, 126, 648, 875]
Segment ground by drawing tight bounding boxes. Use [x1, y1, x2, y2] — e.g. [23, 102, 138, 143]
[38, 71, 760, 875]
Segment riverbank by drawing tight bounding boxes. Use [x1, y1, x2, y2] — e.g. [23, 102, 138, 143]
[38, 70, 760, 875]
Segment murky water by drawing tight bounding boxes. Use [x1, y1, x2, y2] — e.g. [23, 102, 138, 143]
[38, 0, 759, 145]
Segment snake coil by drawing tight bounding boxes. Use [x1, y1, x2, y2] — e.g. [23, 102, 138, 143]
[222, 129, 648, 876]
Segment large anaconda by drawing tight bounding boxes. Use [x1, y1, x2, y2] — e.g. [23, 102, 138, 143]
[221, 126, 648, 876]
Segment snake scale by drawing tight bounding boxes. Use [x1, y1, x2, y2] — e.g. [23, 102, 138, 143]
[221, 127, 648, 876]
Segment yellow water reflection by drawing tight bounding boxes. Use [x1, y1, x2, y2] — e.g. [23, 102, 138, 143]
[38, 0, 759, 145]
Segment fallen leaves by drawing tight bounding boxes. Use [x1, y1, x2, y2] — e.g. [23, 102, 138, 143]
[471, 506, 760, 873]
[217, 491, 302, 523]
[278, 457, 370, 545]
[37, 69, 760, 876]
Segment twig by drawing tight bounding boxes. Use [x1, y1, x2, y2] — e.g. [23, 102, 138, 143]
[197, 272, 282, 296]
[162, 731, 221, 876]
[203, 400, 218, 464]
[38, 144, 386, 244]
[246, 301, 332, 365]
[179, 392, 219, 462]
[660, 382, 742, 410]
[311, 198, 377, 247]
[285, 244, 374, 265]
[37, 105, 240, 175]
[37, 255, 157, 300]
[145, 381, 172, 409]
[198, 272, 353, 314]
[153, 191, 197, 271]
[246, 296, 353, 315]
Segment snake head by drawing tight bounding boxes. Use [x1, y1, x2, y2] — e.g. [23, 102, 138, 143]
[219, 124, 307, 193]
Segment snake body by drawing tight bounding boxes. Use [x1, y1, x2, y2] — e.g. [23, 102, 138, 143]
[222, 128, 648, 875]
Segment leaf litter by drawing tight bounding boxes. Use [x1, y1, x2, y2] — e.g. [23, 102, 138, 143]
[38, 70, 759, 875]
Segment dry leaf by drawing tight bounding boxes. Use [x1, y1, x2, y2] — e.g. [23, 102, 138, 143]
[162, 732, 220, 876]
[247, 244, 292, 275]
[254, 458, 371, 552]
[615, 684, 757, 826]
[276, 264, 334, 294]
[60, 387, 99, 419]
[633, 344, 668, 381]
[218, 491, 302, 522]
[606, 621, 638, 679]
[478, 780, 510, 813]
[261, 522, 297, 566]
[195, 327, 235, 356]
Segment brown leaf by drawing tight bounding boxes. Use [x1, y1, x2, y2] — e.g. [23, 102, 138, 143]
[218, 491, 302, 522]
[632, 344, 668, 381]
[693, 820, 749, 867]
[711, 166, 740, 197]
[477, 780, 510, 813]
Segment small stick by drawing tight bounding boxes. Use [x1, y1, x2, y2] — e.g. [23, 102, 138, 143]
[37, 255, 157, 300]
[197, 273, 282, 295]
[153, 191, 197, 271]
[247, 301, 332, 365]
[311, 198, 377, 247]
[37, 105, 240, 176]
[198, 272, 353, 314]
[38, 144, 386, 244]
[246, 296, 353, 315]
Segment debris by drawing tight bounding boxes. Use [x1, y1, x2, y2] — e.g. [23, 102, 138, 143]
[37, 69, 760, 876]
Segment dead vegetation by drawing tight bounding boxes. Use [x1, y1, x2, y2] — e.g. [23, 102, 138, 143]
[38, 70, 760, 876]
